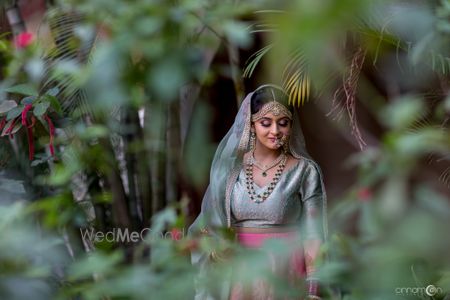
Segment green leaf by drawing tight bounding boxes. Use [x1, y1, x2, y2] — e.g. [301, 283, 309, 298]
[46, 87, 59, 97]
[4, 84, 38, 96]
[0, 100, 17, 114]
[0, 40, 8, 52]
[380, 96, 424, 129]
[36, 115, 48, 130]
[31, 158, 48, 167]
[410, 32, 434, 66]
[9, 122, 22, 135]
[33, 102, 50, 117]
[1, 119, 21, 136]
[243, 44, 274, 78]
[44, 95, 63, 115]
[223, 21, 251, 48]
[77, 125, 109, 140]
[6, 106, 22, 121]
[444, 94, 450, 112]
[68, 252, 122, 280]
[1, 119, 14, 136]
[0, 32, 10, 39]
[21, 96, 37, 105]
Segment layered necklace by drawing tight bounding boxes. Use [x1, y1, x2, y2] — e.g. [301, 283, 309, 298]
[249, 150, 285, 177]
[245, 150, 287, 203]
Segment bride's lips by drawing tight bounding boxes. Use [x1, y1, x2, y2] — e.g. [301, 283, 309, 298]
[268, 137, 279, 143]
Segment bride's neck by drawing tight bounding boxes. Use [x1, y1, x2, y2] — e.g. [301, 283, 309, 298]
[253, 144, 282, 162]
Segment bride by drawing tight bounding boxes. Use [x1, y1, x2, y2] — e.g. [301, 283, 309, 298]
[189, 84, 327, 300]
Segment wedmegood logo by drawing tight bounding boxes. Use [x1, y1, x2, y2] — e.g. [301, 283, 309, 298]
[80, 227, 186, 243]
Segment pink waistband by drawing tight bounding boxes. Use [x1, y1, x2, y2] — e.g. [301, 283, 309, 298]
[235, 232, 307, 279]
[236, 231, 298, 248]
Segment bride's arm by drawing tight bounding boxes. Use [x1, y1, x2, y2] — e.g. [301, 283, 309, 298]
[300, 161, 327, 299]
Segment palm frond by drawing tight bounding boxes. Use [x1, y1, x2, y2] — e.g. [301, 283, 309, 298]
[281, 50, 310, 107]
[248, 24, 277, 34]
[253, 10, 285, 14]
[39, 8, 95, 117]
[356, 13, 450, 76]
[243, 43, 273, 78]
[439, 165, 450, 189]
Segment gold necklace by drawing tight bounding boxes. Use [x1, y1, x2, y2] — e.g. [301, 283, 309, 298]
[249, 150, 285, 177]
[245, 155, 287, 203]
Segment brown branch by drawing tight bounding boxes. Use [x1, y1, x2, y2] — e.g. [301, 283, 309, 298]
[330, 46, 367, 150]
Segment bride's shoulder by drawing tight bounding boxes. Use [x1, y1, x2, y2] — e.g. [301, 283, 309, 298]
[298, 156, 323, 176]
[286, 155, 322, 175]
[286, 154, 300, 169]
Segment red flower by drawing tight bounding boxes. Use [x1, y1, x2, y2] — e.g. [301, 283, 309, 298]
[21, 104, 33, 126]
[20, 104, 36, 161]
[15, 32, 34, 49]
[170, 228, 183, 241]
[357, 187, 373, 202]
[0, 117, 6, 132]
[44, 114, 55, 156]
[29, 115, 36, 128]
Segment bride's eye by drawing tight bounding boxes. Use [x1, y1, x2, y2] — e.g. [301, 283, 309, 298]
[278, 120, 289, 127]
[261, 121, 271, 127]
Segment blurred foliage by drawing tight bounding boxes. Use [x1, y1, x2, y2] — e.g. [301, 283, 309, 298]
[0, 0, 449, 300]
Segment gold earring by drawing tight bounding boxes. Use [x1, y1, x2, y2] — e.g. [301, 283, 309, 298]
[250, 129, 256, 150]
[282, 134, 290, 153]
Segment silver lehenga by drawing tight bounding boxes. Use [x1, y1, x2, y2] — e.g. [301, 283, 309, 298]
[188, 85, 328, 300]
[231, 159, 324, 241]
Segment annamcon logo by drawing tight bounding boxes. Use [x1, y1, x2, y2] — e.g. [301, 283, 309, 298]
[395, 284, 442, 297]
[425, 285, 441, 296]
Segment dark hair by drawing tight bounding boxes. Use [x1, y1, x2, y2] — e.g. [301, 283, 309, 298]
[250, 85, 292, 114]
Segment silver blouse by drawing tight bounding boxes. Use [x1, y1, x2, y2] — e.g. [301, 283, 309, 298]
[230, 159, 324, 240]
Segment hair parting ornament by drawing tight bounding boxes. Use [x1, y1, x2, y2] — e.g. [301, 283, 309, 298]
[251, 84, 293, 122]
[251, 101, 292, 122]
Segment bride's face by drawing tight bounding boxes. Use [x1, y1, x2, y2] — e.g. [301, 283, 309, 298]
[253, 112, 292, 151]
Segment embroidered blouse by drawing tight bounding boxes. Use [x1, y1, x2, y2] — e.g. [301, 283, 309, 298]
[230, 159, 324, 241]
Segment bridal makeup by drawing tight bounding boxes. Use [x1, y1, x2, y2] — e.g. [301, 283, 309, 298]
[253, 112, 292, 151]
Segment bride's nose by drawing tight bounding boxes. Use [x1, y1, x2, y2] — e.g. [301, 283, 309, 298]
[270, 123, 280, 135]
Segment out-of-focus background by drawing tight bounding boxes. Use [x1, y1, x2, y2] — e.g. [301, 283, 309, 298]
[0, 0, 449, 299]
